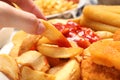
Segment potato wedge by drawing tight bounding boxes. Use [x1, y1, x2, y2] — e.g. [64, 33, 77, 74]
[18, 34, 41, 56]
[37, 44, 83, 58]
[12, 30, 27, 45]
[40, 19, 71, 47]
[0, 54, 19, 80]
[17, 51, 50, 72]
[20, 66, 55, 80]
[9, 31, 28, 58]
[10, 33, 41, 58]
[89, 39, 120, 70]
[55, 59, 80, 80]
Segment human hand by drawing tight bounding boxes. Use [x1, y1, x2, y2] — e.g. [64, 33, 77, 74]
[0, 0, 46, 34]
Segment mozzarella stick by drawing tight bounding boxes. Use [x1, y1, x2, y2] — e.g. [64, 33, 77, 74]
[80, 15, 119, 32]
[83, 6, 120, 27]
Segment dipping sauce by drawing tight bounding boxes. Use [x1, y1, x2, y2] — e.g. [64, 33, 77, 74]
[53, 21, 100, 48]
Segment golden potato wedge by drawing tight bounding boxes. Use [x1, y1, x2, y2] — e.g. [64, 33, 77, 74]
[40, 19, 71, 47]
[48, 62, 66, 74]
[10, 33, 41, 58]
[17, 51, 50, 72]
[55, 59, 81, 80]
[37, 44, 83, 58]
[18, 34, 41, 56]
[0, 54, 19, 80]
[12, 30, 27, 45]
[20, 66, 55, 80]
[9, 31, 28, 58]
[89, 39, 120, 70]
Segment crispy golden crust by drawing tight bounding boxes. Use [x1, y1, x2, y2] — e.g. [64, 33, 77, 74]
[81, 56, 120, 80]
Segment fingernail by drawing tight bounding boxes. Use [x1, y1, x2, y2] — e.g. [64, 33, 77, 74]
[37, 22, 46, 34]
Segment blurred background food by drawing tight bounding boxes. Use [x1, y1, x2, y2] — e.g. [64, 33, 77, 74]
[34, 0, 78, 16]
[34, 0, 86, 19]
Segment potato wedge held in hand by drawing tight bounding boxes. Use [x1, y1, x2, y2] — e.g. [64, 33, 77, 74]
[37, 44, 83, 58]
[0, 54, 19, 80]
[40, 19, 71, 47]
[89, 39, 120, 70]
[20, 66, 55, 80]
[17, 51, 50, 72]
[55, 59, 81, 80]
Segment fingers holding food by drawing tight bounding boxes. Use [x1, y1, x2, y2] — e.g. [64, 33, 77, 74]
[40, 19, 71, 47]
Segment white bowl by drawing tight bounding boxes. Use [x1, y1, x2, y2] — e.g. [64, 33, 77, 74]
[0, 28, 14, 48]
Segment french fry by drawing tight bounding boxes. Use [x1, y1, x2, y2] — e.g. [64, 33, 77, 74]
[0, 54, 19, 80]
[37, 44, 83, 58]
[17, 51, 50, 72]
[80, 16, 119, 32]
[40, 19, 71, 47]
[83, 5, 120, 27]
[20, 66, 55, 80]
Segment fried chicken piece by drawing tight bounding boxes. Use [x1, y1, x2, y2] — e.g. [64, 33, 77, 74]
[113, 29, 120, 41]
[81, 55, 120, 80]
[88, 39, 120, 70]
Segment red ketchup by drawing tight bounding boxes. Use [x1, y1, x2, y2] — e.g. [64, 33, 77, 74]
[53, 21, 100, 48]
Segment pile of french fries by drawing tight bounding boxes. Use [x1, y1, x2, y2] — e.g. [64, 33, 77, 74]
[34, 0, 78, 16]
[0, 5, 120, 80]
